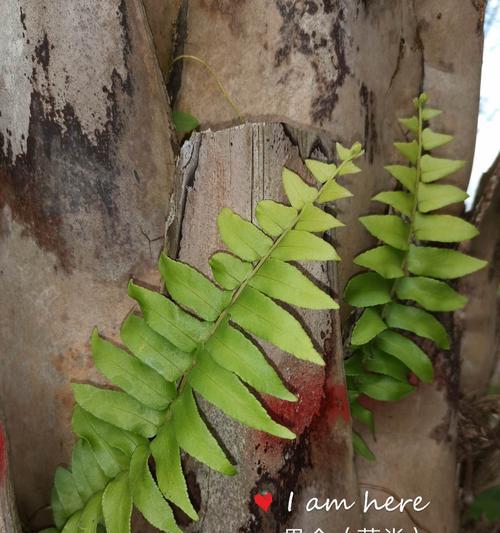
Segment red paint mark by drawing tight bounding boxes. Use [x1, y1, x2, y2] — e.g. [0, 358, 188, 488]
[254, 491, 273, 512]
[252, 368, 325, 456]
[323, 382, 350, 425]
[0, 423, 7, 483]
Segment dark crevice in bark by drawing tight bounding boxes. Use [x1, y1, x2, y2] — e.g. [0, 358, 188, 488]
[167, 0, 189, 106]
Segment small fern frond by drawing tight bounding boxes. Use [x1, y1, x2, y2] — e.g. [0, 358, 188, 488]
[344, 93, 487, 459]
[46, 143, 363, 532]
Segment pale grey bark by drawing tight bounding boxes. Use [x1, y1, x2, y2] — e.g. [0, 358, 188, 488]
[0, 0, 175, 527]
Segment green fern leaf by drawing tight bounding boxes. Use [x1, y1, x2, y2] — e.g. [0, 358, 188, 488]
[77, 491, 102, 532]
[102, 472, 132, 533]
[172, 386, 236, 476]
[354, 245, 405, 279]
[394, 276, 467, 311]
[159, 254, 231, 321]
[420, 155, 465, 182]
[120, 314, 193, 382]
[394, 140, 419, 163]
[356, 374, 414, 401]
[46, 148, 364, 530]
[362, 346, 409, 383]
[129, 446, 182, 533]
[295, 202, 344, 232]
[421, 128, 453, 150]
[59, 511, 82, 532]
[375, 330, 434, 383]
[72, 384, 164, 439]
[71, 440, 107, 501]
[414, 213, 479, 242]
[151, 425, 198, 521]
[352, 431, 375, 461]
[230, 286, 324, 364]
[346, 94, 485, 459]
[372, 191, 413, 217]
[305, 159, 337, 182]
[351, 308, 387, 345]
[190, 351, 295, 439]
[255, 200, 297, 236]
[205, 319, 295, 401]
[271, 229, 340, 261]
[72, 406, 146, 458]
[384, 302, 450, 349]
[91, 330, 175, 410]
[407, 245, 487, 279]
[52, 468, 83, 529]
[282, 167, 317, 208]
[128, 282, 211, 351]
[417, 183, 468, 212]
[316, 180, 353, 203]
[384, 165, 417, 192]
[359, 215, 410, 251]
[249, 258, 338, 309]
[209, 252, 253, 290]
[344, 272, 392, 307]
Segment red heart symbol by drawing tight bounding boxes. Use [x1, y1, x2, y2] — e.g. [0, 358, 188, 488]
[254, 491, 273, 512]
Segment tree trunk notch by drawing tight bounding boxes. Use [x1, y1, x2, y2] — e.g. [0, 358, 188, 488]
[168, 122, 362, 532]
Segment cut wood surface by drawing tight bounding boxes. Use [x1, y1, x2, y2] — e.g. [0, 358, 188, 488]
[168, 122, 361, 532]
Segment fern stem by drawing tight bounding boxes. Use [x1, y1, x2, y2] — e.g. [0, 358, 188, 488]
[401, 97, 424, 275]
[384, 95, 424, 310]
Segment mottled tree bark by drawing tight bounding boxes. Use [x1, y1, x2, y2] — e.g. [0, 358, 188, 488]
[0, 0, 175, 528]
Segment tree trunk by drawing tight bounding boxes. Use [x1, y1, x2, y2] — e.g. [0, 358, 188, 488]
[168, 123, 361, 532]
[0, 1, 487, 532]
[0, 0, 175, 527]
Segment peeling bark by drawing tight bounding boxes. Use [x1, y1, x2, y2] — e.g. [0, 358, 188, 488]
[168, 123, 362, 532]
[0, 0, 175, 526]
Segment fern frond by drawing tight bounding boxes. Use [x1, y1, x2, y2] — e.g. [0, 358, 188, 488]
[344, 93, 487, 457]
[46, 144, 363, 532]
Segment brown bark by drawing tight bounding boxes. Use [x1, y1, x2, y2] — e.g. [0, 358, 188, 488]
[0, 0, 175, 526]
[168, 123, 361, 532]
